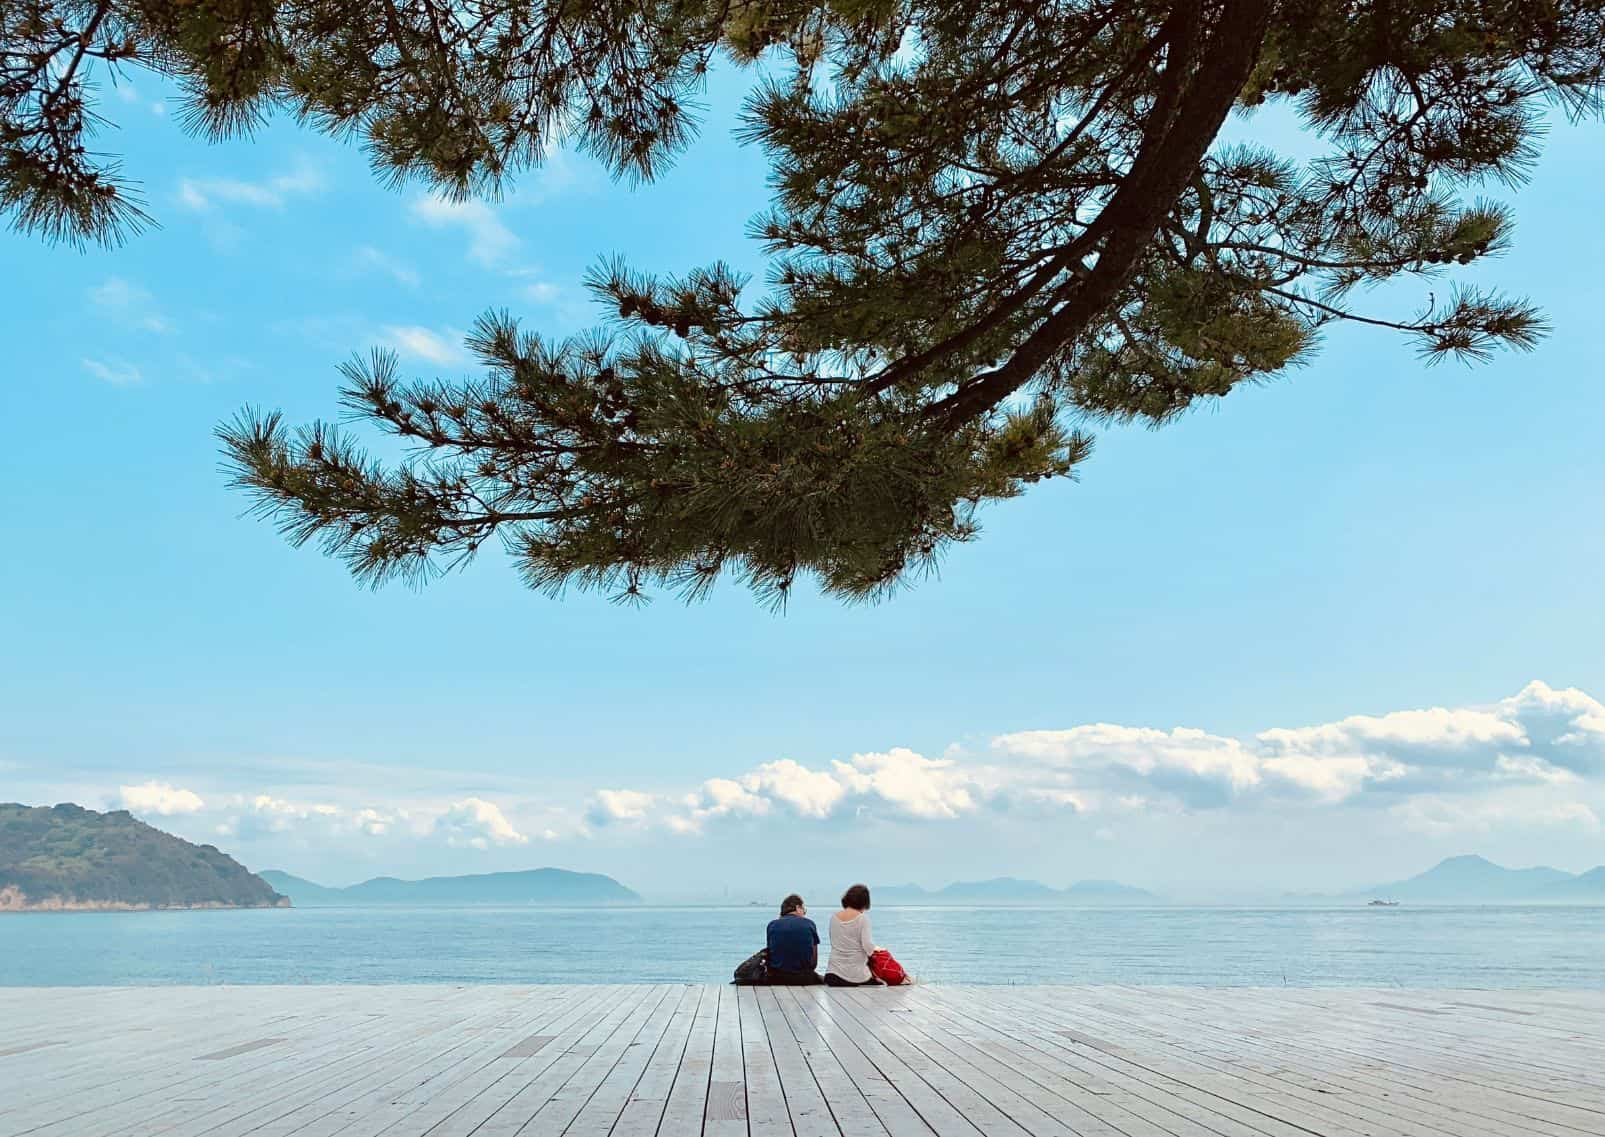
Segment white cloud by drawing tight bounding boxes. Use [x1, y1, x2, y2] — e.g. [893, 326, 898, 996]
[740, 759, 846, 819]
[233, 795, 342, 837]
[588, 789, 657, 826]
[1494, 754, 1578, 784]
[559, 681, 1605, 841]
[831, 748, 979, 820]
[178, 161, 325, 212]
[352, 808, 394, 836]
[992, 680, 1605, 809]
[522, 149, 589, 201]
[1257, 706, 1525, 763]
[119, 782, 205, 816]
[701, 777, 770, 817]
[76, 682, 1605, 870]
[82, 357, 142, 385]
[1260, 753, 1388, 801]
[666, 777, 773, 833]
[411, 195, 518, 267]
[353, 246, 420, 288]
[380, 325, 469, 366]
[434, 797, 529, 849]
[1391, 796, 1601, 837]
[89, 276, 172, 333]
[995, 724, 1262, 807]
[522, 281, 561, 304]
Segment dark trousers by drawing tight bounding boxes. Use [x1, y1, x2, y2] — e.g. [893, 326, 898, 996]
[824, 973, 882, 987]
[768, 967, 823, 986]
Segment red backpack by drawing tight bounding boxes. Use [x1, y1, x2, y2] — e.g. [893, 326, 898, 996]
[869, 949, 908, 986]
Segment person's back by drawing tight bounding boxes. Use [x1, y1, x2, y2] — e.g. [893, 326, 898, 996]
[824, 883, 880, 986]
[765, 894, 822, 984]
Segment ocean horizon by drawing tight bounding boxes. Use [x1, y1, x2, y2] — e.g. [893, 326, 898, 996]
[4, 903, 1601, 988]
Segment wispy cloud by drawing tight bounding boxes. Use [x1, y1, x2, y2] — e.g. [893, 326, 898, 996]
[89, 276, 172, 333]
[82, 357, 142, 386]
[379, 325, 470, 366]
[111, 784, 545, 853]
[178, 160, 325, 212]
[410, 195, 519, 267]
[352, 245, 421, 288]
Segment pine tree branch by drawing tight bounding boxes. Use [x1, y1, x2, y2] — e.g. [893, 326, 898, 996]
[928, 0, 1272, 428]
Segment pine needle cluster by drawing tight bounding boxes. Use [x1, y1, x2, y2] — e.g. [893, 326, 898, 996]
[8, 0, 1598, 601]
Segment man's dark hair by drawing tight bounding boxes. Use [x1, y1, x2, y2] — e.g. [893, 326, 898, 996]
[841, 884, 871, 911]
[780, 894, 805, 916]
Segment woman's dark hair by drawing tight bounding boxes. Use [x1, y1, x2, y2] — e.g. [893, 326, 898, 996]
[780, 893, 805, 916]
[841, 883, 871, 911]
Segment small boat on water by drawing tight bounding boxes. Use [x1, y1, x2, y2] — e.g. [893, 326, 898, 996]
[1367, 899, 1400, 907]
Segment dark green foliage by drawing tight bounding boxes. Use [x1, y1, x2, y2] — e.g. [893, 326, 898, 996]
[3, 0, 729, 246]
[7, 1, 1599, 602]
[0, 802, 287, 909]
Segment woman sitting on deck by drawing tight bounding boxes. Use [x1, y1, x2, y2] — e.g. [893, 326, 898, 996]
[824, 883, 884, 987]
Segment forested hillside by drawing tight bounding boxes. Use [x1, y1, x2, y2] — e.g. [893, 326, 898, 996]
[0, 803, 288, 911]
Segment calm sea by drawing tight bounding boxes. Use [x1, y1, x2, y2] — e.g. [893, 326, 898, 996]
[2, 905, 1601, 987]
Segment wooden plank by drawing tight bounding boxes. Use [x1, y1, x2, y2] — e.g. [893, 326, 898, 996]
[755, 986, 852, 1137]
[560, 983, 686, 1137]
[4, 985, 1603, 1137]
[608, 986, 701, 1137]
[195, 1038, 289, 1061]
[377, 985, 629, 1137]
[738, 986, 793, 1137]
[820, 992, 1028, 1137]
[175, 987, 597, 1137]
[505, 984, 674, 1137]
[702, 985, 748, 1137]
[0, 1043, 64, 1058]
[960, 987, 1588, 1137]
[1041, 986, 1605, 1137]
[775, 986, 938, 1137]
[656, 983, 720, 1136]
[459, 985, 665, 1137]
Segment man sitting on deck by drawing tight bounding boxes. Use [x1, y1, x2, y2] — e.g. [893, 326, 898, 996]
[765, 894, 823, 984]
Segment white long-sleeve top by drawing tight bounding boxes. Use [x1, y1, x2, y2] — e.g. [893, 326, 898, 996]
[825, 911, 875, 982]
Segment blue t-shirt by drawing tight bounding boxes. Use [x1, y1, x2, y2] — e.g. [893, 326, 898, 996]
[766, 915, 820, 973]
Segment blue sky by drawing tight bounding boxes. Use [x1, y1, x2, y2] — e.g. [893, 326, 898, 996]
[2, 65, 1603, 901]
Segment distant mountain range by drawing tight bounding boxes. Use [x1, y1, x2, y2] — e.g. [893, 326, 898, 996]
[1357, 855, 1605, 903]
[261, 868, 642, 906]
[875, 876, 1157, 906]
[0, 803, 287, 912]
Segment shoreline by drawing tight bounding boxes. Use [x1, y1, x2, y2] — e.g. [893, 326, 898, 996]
[0, 890, 291, 913]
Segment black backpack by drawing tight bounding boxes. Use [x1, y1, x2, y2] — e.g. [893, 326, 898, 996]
[732, 948, 769, 985]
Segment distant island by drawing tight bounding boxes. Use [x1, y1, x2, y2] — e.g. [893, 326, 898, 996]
[261, 867, 642, 906]
[0, 803, 288, 912]
[1352, 855, 1605, 904]
[875, 876, 1158, 906]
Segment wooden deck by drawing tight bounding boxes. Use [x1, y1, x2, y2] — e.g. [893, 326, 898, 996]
[2, 985, 1602, 1137]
